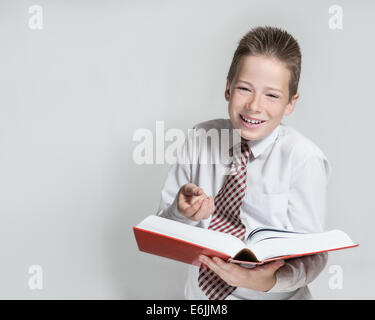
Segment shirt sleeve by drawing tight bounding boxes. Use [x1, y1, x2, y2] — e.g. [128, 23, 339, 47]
[155, 130, 201, 226]
[268, 154, 331, 293]
[156, 162, 199, 226]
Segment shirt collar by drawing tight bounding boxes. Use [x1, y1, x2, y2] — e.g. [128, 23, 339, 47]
[229, 121, 281, 159]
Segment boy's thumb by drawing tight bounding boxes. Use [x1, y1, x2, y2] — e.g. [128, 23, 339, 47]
[266, 260, 285, 272]
[182, 183, 200, 196]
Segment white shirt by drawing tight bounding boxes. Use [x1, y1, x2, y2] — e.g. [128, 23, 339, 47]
[156, 118, 330, 300]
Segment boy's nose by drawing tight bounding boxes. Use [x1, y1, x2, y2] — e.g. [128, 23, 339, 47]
[245, 95, 263, 112]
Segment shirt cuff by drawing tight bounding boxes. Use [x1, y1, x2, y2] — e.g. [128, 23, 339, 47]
[159, 195, 200, 226]
[267, 264, 295, 293]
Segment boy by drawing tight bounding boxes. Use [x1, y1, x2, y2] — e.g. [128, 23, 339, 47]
[156, 26, 330, 300]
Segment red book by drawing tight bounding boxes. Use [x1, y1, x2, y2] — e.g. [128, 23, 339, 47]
[133, 215, 358, 267]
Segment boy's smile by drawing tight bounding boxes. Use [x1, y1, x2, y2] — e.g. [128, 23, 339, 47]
[226, 55, 299, 141]
[239, 114, 267, 129]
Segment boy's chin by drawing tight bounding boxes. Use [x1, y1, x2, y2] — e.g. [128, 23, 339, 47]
[241, 131, 263, 141]
[239, 127, 270, 141]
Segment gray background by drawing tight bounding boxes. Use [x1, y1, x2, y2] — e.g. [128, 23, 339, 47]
[0, 0, 373, 299]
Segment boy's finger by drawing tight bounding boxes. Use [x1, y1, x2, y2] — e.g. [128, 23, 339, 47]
[191, 197, 211, 221]
[199, 256, 227, 281]
[263, 260, 285, 273]
[208, 197, 215, 214]
[183, 198, 204, 217]
[191, 199, 209, 221]
[178, 195, 198, 213]
[199, 255, 219, 272]
[205, 197, 215, 218]
[182, 183, 202, 196]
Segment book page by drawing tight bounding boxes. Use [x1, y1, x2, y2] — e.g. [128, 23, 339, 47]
[250, 229, 356, 261]
[137, 215, 246, 257]
[247, 227, 305, 245]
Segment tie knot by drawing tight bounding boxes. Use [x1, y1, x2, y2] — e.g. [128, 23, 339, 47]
[240, 141, 250, 154]
[230, 141, 250, 156]
[227, 141, 251, 175]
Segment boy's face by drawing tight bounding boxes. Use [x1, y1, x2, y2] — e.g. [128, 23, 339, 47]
[226, 54, 299, 141]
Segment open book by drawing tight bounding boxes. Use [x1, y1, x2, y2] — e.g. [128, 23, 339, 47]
[133, 215, 358, 266]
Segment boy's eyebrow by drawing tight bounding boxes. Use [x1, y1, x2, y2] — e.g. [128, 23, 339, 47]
[237, 80, 283, 93]
[265, 86, 283, 93]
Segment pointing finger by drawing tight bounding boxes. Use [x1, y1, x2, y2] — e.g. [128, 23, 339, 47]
[183, 198, 204, 217]
[191, 197, 211, 221]
[183, 184, 203, 196]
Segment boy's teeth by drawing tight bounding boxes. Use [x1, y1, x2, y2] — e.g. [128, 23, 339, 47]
[241, 115, 262, 124]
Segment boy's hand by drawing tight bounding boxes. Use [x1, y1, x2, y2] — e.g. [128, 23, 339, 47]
[198, 255, 285, 292]
[177, 183, 215, 221]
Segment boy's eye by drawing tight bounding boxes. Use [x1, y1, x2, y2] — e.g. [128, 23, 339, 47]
[267, 94, 279, 99]
[238, 87, 250, 92]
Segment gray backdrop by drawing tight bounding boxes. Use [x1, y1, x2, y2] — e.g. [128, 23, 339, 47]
[0, 0, 373, 299]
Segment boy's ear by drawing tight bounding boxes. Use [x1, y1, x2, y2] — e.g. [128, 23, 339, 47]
[284, 93, 299, 115]
[224, 79, 231, 101]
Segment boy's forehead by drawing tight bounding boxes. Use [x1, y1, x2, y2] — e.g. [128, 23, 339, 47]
[234, 55, 290, 90]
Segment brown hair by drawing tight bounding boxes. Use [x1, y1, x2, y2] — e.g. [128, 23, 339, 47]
[227, 26, 301, 101]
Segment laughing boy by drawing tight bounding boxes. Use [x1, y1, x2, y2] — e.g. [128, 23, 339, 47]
[157, 26, 330, 300]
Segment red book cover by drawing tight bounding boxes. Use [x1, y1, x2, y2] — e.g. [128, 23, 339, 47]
[133, 225, 359, 267]
[133, 227, 231, 267]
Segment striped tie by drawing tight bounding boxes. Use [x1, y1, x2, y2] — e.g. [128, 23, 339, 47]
[198, 141, 251, 300]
